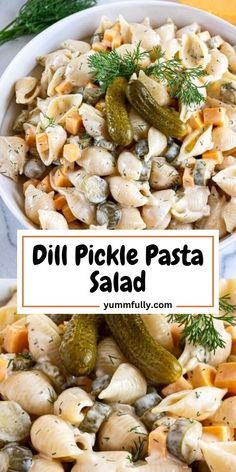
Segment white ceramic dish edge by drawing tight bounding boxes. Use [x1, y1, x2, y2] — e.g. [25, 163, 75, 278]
[0, 0, 235, 247]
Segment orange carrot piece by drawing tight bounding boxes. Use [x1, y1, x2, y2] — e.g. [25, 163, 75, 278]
[4, 325, 28, 354]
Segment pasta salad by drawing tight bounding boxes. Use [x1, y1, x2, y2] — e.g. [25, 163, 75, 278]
[0, 15, 236, 233]
[0, 280, 236, 471]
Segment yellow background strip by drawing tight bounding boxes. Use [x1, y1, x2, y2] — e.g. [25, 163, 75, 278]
[179, 0, 236, 25]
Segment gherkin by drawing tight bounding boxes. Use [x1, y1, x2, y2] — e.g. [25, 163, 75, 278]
[126, 80, 187, 139]
[59, 314, 99, 376]
[105, 314, 182, 385]
[105, 76, 133, 146]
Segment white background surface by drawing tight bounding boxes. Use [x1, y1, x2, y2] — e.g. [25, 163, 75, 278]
[0, 0, 235, 278]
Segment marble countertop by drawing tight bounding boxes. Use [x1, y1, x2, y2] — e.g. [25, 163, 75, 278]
[0, 0, 236, 278]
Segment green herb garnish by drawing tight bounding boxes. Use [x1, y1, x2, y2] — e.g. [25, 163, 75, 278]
[48, 388, 57, 404]
[0, 0, 97, 46]
[167, 295, 236, 352]
[88, 44, 207, 106]
[145, 46, 207, 107]
[88, 43, 149, 93]
[131, 437, 146, 462]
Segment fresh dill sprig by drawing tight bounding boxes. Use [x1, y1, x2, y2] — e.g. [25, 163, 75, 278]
[88, 43, 149, 92]
[167, 296, 236, 352]
[219, 293, 236, 315]
[144, 46, 207, 107]
[88, 44, 207, 105]
[0, 0, 97, 46]
[131, 437, 146, 462]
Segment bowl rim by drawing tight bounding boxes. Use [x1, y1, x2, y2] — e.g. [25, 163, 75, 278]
[0, 0, 236, 245]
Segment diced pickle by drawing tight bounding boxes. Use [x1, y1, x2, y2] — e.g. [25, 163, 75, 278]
[164, 137, 180, 162]
[167, 418, 202, 464]
[83, 175, 109, 204]
[23, 158, 45, 179]
[141, 410, 165, 431]
[80, 401, 112, 433]
[96, 201, 122, 229]
[94, 138, 117, 152]
[135, 140, 149, 158]
[220, 82, 236, 105]
[90, 33, 103, 45]
[35, 361, 66, 392]
[91, 374, 111, 397]
[2, 443, 33, 472]
[83, 87, 104, 106]
[134, 392, 162, 417]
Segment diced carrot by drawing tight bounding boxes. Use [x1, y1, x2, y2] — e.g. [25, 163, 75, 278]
[54, 194, 67, 211]
[203, 425, 234, 442]
[188, 363, 216, 388]
[226, 326, 236, 355]
[183, 167, 194, 187]
[55, 80, 73, 95]
[23, 179, 40, 195]
[62, 204, 77, 223]
[63, 143, 81, 162]
[37, 175, 53, 193]
[189, 111, 204, 130]
[92, 42, 107, 52]
[54, 168, 73, 188]
[203, 107, 227, 127]
[65, 111, 83, 135]
[0, 358, 9, 382]
[25, 127, 36, 148]
[162, 376, 192, 396]
[202, 150, 224, 164]
[215, 362, 236, 394]
[148, 426, 167, 457]
[3, 324, 28, 354]
[36, 132, 49, 153]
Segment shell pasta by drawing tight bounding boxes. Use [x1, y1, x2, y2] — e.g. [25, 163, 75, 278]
[0, 282, 235, 471]
[0, 15, 235, 235]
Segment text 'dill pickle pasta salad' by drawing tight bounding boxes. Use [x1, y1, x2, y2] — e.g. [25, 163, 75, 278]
[0, 15, 236, 232]
[0, 280, 236, 471]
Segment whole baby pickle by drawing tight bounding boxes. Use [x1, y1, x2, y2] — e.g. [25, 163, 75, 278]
[59, 314, 99, 376]
[126, 80, 187, 139]
[105, 77, 133, 146]
[105, 315, 182, 385]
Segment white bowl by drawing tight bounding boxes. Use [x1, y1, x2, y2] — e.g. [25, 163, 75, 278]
[0, 279, 16, 305]
[0, 0, 236, 245]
